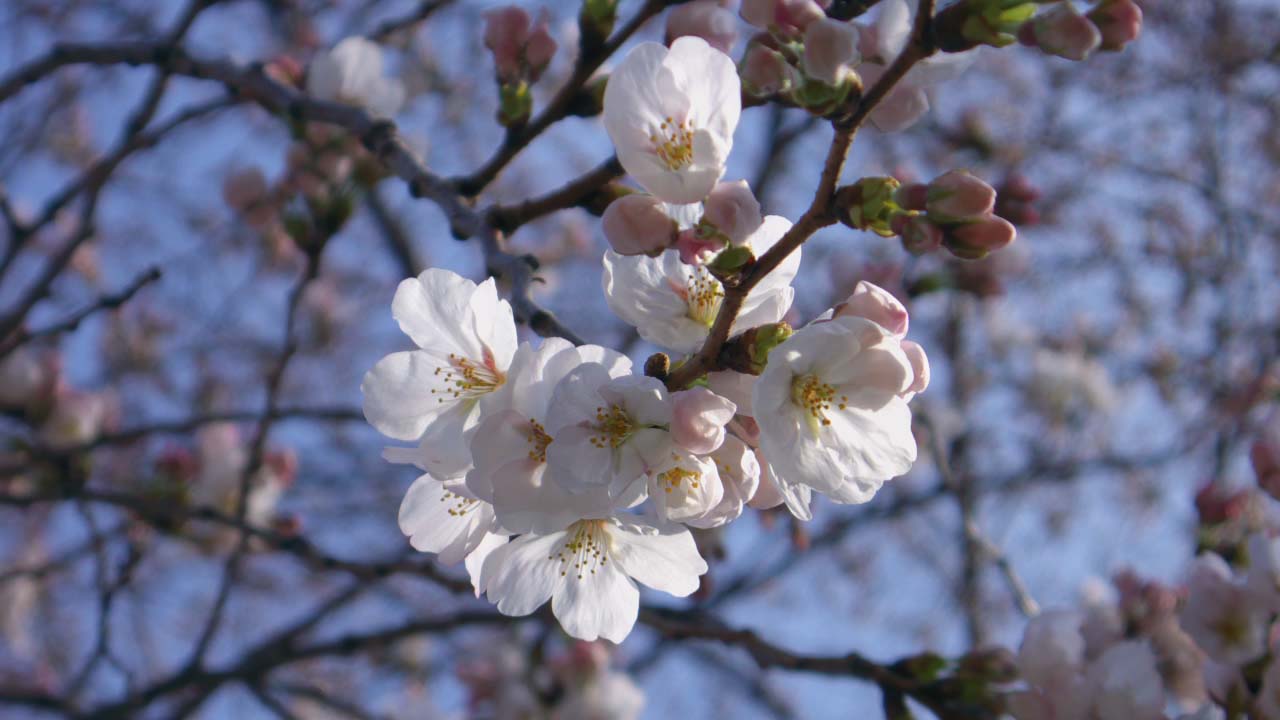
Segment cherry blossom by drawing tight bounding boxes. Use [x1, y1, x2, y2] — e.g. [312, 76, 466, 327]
[602, 37, 741, 204]
[753, 315, 917, 509]
[478, 515, 707, 642]
[306, 37, 406, 118]
[603, 215, 799, 353]
[362, 269, 518, 478]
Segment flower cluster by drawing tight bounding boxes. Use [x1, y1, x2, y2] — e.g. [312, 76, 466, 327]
[363, 27, 934, 645]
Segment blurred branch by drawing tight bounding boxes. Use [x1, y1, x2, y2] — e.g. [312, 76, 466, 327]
[368, 0, 456, 42]
[488, 155, 622, 233]
[0, 266, 161, 360]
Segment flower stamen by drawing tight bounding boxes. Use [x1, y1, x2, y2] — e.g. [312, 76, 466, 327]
[430, 352, 505, 403]
[685, 268, 724, 327]
[590, 404, 635, 449]
[791, 373, 848, 435]
[548, 520, 611, 580]
[649, 115, 695, 171]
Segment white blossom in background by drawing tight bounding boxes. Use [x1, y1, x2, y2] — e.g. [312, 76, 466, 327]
[555, 669, 646, 720]
[1029, 347, 1116, 423]
[478, 515, 707, 642]
[1179, 553, 1268, 665]
[603, 215, 799, 353]
[603, 37, 741, 204]
[307, 36, 406, 118]
[753, 316, 917, 511]
[1086, 641, 1166, 720]
[362, 269, 518, 479]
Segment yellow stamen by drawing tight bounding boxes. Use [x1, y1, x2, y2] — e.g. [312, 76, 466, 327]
[649, 115, 695, 171]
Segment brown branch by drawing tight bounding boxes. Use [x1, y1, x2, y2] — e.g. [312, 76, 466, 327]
[453, 0, 666, 195]
[0, 266, 160, 360]
[487, 155, 623, 233]
[367, 0, 457, 42]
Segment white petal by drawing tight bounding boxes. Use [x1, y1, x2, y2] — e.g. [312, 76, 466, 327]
[609, 519, 707, 597]
[551, 561, 640, 643]
[481, 532, 564, 616]
[465, 532, 509, 597]
[361, 351, 455, 440]
[397, 475, 492, 564]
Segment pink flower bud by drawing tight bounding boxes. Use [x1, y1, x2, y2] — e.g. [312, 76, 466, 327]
[740, 42, 797, 96]
[483, 7, 557, 84]
[900, 339, 930, 400]
[893, 213, 943, 255]
[1088, 0, 1142, 52]
[894, 182, 928, 211]
[602, 194, 677, 256]
[926, 170, 997, 223]
[701, 180, 762, 245]
[666, 0, 739, 55]
[671, 387, 737, 455]
[802, 17, 860, 86]
[741, 0, 825, 36]
[833, 281, 909, 337]
[1253, 427, 1280, 500]
[675, 229, 723, 265]
[222, 167, 275, 229]
[944, 215, 1017, 259]
[1029, 3, 1102, 62]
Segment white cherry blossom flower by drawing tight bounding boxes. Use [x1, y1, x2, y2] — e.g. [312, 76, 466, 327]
[603, 36, 741, 204]
[465, 338, 638, 534]
[699, 434, 761, 527]
[478, 515, 706, 642]
[307, 37, 406, 118]
[603, 215, 799, 353]
[545, 368, 677, 498]
[362, 269, 517, 478]
[647, 449, 725, 527]
[753, 316, 917, 510]
[555, 669, 646, 720]
[1180, 553, 1268, 665]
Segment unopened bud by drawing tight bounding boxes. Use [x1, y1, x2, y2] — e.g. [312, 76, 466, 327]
[740, 41, 798, 97]
[671, 387, 737, 455]
[802, 17, 860, 88]
[740, 0, 825, 36]
[1026, 2, 1101, 61]
[644, 352, 671, 380]
[943, 215, 1017, 259]
[701, 180, 763, 245]
[900, 340, 930, 400]
[833, 281, 909, 336]
[1088, 0, 1142, 52]
[581, 0, 619, 49]
[925, 170, 997, 223]
[676, 229, 726, 265]
[484, 7, 531, 84]
[667, 0, 739, 55]
[602, 194, 677, 256]
[707, 244, 754, 275]
[836, 177, 902, 237]
[960, 2, 1038, 48]
[893, 183, 928, 211]
[750, 322, 793, 367]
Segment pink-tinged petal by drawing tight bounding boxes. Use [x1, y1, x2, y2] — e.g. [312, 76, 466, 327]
[900, 340, 930, 400]
[671, 386, 736, 455]
[833, 281, 909, 337]
[609, 520, 707, 597]
[869, 86, 929, 133]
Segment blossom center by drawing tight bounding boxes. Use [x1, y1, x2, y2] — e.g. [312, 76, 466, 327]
[590, 404, 635, 449]
[439, 489, 480, 517]
[791, 373, 848, 435]
[649, 116, 695, 171]
[526, 419, 552, 463]
[431, 351, 505, 403]
[685, 268, 724, 327]
[657, 466, 702, 494]
[549, 519, 611, 580]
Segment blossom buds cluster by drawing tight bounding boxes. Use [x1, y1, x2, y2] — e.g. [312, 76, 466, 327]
[484, 6, 557, 126]
[666, 0, 738, 55]
[484, 7, 557, 85]
[1017, 0, 1142, 61]
[739, 12, 863, 117]
[955, 0, 1039, 49]
[888, 171, 1017, 259]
